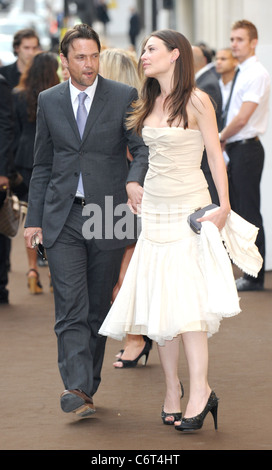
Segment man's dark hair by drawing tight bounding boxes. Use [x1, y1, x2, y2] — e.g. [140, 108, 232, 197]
[13, 28, 40, 56]
[60, 23, 101, 58]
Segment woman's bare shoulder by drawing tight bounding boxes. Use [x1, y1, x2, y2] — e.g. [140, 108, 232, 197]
[190, 87, 211, 107]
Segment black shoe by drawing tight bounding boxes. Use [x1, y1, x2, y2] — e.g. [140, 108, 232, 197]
[161, 409, 182, 425]
[175, 390, 219, 432]
[60, 389, 96, 417]
[114, 337, 152, 368]
[236, 277, 264, 292]
[161, 381, 184, 425]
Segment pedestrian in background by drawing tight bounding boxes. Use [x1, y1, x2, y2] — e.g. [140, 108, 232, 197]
[0, 74, 14, 304]
[216, 47, 238, 112]
[95, 0, 110, 36]
[0, 28, 40, 283]
[219, 20, 270, 291]
[99, 47, 153, 368]
[13, 52, 60, 294]
[192, 45, 223, 204]
[215, 47, 238, 165]
[0, 28, 40, 89]
[128, 7, 141, 50]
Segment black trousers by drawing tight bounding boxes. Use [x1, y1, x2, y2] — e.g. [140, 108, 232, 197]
[46, 204, 124, 397]
[226, 139, 265, 284]
[0, 192, 9, 302]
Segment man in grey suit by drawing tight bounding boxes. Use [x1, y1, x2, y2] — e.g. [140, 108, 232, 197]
[24, 24, 148, 418]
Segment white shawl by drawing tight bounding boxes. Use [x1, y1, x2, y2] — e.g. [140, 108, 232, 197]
[200, 209, 263, 315]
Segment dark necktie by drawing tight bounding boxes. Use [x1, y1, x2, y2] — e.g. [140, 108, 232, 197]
[222, 67, 240, 128]
[76, 92, 88, 196]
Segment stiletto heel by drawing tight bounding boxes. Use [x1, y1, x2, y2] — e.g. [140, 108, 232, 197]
[114, 337, 152, 369]
[141, 351, 149, 365]
[175, 390, 219, 432]
[210, 400, 218, 430]
[161, 381, 184, 425]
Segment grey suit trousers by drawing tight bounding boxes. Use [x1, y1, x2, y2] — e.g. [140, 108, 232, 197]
[46, 204, 124, 397]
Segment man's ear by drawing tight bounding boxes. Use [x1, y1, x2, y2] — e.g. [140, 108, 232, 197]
[60, 53, 68, 68]
[250, 38, 258, 52]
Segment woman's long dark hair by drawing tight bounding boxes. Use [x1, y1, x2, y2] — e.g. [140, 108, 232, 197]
[15, 51, 60, 122]
[126, 29, 196, 134]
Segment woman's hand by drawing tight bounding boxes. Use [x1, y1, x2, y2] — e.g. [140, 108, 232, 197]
[197, 205, 230, 232]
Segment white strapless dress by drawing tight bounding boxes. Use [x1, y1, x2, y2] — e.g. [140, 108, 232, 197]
[99, 127, 241, 345]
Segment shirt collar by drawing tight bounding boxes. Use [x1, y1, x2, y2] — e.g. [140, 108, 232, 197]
[195, 62, 215, 80]
[69, 75, 98, 103]
[238, 55, 257, 72]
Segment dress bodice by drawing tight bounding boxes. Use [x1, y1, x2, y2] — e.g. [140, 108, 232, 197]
[142, 127, 207, 197]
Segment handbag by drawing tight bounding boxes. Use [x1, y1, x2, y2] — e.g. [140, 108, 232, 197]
[188, 204, 219, 234]
[0, 190, 27, 238]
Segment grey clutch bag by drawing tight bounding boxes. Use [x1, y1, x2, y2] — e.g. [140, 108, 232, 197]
[188, 204, 219, 234]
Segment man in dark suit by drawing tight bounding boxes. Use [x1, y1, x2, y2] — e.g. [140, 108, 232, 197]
[192, 45, 223, 204]
[0, 75, 14, 304]
[24, 24, 148, 418]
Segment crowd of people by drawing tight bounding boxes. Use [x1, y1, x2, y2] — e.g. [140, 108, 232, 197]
[0, 18, 269, 432]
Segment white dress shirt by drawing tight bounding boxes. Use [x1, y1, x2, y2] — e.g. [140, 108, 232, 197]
[69, 76, 98, 197]
[219, 78, 233, 111]
[69, 76, 98, 116]
[226, 56, 270, 143]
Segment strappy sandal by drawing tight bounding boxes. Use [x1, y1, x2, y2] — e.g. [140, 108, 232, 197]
[27, 269, 43, 294]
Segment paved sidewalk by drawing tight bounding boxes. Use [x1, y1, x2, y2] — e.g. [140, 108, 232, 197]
[0, 228, 271, 451]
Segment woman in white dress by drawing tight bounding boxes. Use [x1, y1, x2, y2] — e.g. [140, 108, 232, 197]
[99, 30, 239, 432]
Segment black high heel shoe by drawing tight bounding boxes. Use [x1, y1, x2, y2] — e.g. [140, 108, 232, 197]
[161, 381, 185, 425]
[114, 337, 152, 368]
[175, 390, 219, 432]
[115, 336, 152, 359]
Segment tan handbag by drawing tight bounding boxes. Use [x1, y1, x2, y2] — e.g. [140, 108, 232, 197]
[0, 190, 27, 238]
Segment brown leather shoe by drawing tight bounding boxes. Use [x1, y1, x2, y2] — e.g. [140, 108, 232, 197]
[60, 389, 96, 417]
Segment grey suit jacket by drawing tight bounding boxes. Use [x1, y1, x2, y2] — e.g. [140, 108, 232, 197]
[196, 67, 222, 204]
[196, 68, 222, 130]
[25, 75, 149, 249]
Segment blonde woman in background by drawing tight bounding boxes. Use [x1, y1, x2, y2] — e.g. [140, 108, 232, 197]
[99, 48, 152, 368]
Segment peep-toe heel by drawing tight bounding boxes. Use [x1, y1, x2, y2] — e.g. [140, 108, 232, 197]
[161, 381, 184, 425]
[161, 409, 182, 425]
[175, 390, 219, 432]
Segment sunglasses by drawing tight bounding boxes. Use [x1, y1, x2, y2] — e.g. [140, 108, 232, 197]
[36, 243, 47, 261]
[31, 232, 47, 261]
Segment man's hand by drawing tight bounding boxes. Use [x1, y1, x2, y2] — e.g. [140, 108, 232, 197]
[24, 227, 43, 249]
[126, 181, 144, 214]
